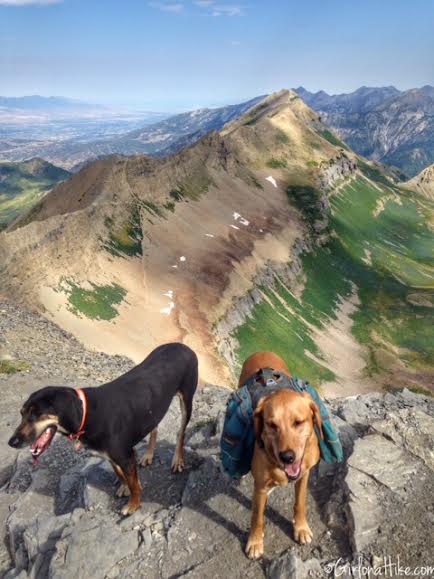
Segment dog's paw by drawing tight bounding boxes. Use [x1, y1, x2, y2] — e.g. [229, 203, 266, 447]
[121, 501, 140, 516]
[245, 536, 264, 559]
[293, 522, 313, 544]
[116, 483, 130, 498]
[139, 454, 153, 467]
[171, 456, 184, 473]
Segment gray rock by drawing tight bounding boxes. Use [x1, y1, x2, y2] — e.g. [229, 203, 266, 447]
[7, 468, 55, 564]
[0, 491, 18, 575]
[81, 457, 117, 511]
[4, 569, 29, 579]
[335, 395, 378, 429]
[48, 515, 139, 579]
[345, 432, 427, 554]
[347, 434, 418, 492]
[267, 552, 298, 579]
[267, 551, 323, 579]
[23, 512, 78, 567]
[345, 464, 382, 553]
[372, 408, 434, 470]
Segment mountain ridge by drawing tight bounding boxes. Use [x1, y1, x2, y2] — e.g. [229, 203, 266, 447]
[0, 96, 264, 171]
[0, 90, 353, 385]
[295, 85, 434, 176]
[1, 89, 432, 393]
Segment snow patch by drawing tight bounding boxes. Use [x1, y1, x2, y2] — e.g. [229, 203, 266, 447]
[160, 301, 175, 316]
[266, 176, 277, 188]
[232, 211, 249, 226]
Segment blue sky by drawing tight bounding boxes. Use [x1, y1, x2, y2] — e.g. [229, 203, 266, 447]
[1, 0, 433, 111]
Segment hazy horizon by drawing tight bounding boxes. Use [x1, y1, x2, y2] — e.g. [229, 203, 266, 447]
[1, 83, 433, 115]
[1, 0, 433, 112]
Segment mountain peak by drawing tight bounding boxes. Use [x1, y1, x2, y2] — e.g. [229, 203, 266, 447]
[405, 163, 434, 199]
[220, 88, 314, 137]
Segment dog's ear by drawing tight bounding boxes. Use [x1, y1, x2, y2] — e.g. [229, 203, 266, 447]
[253, 398, 265, 444]
[302, 392, 323, 439]
[309, 400, 323, 439]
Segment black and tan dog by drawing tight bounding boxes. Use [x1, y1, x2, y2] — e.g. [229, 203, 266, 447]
[8, 342, 198, 516]
[239, 351, 322, 559]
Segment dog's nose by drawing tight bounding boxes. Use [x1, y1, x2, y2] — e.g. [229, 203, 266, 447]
[279, 450, 295, 464]
[8, 435, 23, 448]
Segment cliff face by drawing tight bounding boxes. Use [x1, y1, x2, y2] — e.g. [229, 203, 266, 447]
[215, 238, 311, 372]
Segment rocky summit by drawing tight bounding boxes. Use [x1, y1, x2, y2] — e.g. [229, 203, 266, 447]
[0, 302, 433, 579]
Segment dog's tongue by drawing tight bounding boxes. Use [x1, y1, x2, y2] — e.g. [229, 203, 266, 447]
[285, 461, 301, 479]
[30, 426, 56, 460]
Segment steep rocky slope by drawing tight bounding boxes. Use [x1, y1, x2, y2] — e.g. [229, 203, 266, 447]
[0, 158, 70, 228]
[0, 90, 353, 386]
[0, 302, 433, 578]
[296, 85, 434, 176]
[225, 166, 434, 394]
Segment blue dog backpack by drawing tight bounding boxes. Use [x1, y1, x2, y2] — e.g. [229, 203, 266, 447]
[220, 369, 343, 478]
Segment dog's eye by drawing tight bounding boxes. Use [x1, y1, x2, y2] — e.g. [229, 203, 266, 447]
[294, 420, 305, 427]
[266, 421, 279, 431]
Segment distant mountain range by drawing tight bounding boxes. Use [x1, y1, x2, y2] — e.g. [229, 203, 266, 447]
[0, 96, 264, 170]
[1, 88, 433, 177]
[295, 85, 434, 176]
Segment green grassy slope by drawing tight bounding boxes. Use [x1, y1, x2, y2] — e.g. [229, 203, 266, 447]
[58, 278, 127, 321]
[0, 159, 70, 228]
[233, 174, 434, 389]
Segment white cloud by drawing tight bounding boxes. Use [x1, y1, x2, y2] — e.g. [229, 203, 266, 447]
[230, 40, 242, 46]
[149, 1, 184, 12]
[193, 0, 242, 16]
[0, 0, 61, 5]
[212, 4, 241, 16]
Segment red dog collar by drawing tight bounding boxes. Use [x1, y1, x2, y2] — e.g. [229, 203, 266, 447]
[68, 388, 87, 441]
